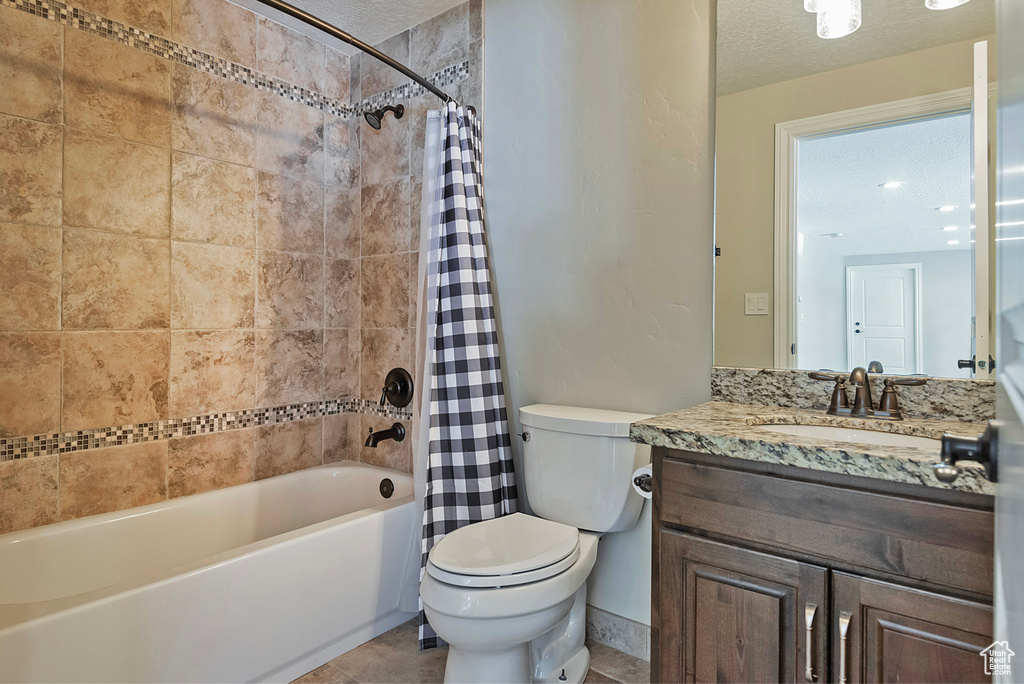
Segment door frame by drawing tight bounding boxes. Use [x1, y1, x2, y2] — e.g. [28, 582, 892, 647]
[845, 263, 924, 374]
[773, 84, 997, 368]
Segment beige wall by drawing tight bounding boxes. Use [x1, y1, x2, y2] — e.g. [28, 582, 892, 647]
[0, 0, 481, 533]
[484, 0, 716, 626]
[714, 36, 996, 368]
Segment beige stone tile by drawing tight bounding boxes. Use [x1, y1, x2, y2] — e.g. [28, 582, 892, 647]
[63, 130, 170, 238]
[0, 332, 60, 437]
[254, 418, 322, 479]
[410, 177, 423, 247]
[256, 251, 324, 329]
[361, 254, 409, 329]
[586, 640, 651, 684]
[0, 6, 63, 124]
[361, 31, 409, 98]
[361, 109, 409, 186]
[469, 0, 482, 43]
[349, 53, 361, 103]
[65, 30, 170, 147]
[171, 151, 256, 247]
[62, 331, 170, 431]
[255, 329, 322, 406]
[586, 606, 649, 662]
[0, 114, 62, 226]
[324, 328, 358, 398]
[409, 251, 420, 327]
[361, 177, 410, 256]
[256, 17, 325, 92]
[453, 38, 483, 114]
[169, 329, 255, 415]
[323, 412, 358, 464]
[360, 328, 410, 402]
[59, 441, 168, 521]
[326, 116, 358, 189]
[359, 415, 411, 473]
[171, 241, 255, 329]
[171, 64, 256, 167]
[74, 0, 171, 33]
[172, 0, 257, 65]
[256, 90, 324, 182]
[167, 428, 254, 498]
[325, 47, 349, 103]
[325, 185, 360, 259]
[410, 3, 468, 76]
[325, 258, 359, 329]
[63, 229, 171, 330]
[0, 455, 59, 533]
[0, 223, 61, 331]
[257, 171, 324, 255]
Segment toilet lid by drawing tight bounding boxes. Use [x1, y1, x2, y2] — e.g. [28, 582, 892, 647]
[428, 513, 579, 578]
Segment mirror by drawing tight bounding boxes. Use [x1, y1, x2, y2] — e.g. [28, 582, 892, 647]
[713, 0, 997, 379]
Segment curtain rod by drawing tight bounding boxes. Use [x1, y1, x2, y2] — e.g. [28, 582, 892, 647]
[252, 0, 456, 105]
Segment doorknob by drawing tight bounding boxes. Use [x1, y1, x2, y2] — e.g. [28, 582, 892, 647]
[935, 421, 1000, 483]
[958, 356, 977, 371]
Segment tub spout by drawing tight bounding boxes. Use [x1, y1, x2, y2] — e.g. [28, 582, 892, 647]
[365, 422, 406, 447]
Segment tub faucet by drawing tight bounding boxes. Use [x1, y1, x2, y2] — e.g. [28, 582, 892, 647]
[365, 422, 406, 448]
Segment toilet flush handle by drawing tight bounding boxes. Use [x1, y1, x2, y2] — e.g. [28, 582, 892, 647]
[518, 431, 531, 442]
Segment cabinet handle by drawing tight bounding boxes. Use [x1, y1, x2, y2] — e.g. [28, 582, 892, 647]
[804, 603, 817, 681]
[839, 611, 852, 684]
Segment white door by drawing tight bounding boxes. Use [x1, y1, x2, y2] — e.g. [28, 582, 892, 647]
[846, 264, 922, 374]
[994, 2, 1024, 678]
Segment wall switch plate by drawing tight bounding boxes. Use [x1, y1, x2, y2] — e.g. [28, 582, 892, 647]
[744, 293, 769, 316]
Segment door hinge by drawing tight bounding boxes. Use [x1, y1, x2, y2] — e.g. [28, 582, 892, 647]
[715, 246, 721, 257]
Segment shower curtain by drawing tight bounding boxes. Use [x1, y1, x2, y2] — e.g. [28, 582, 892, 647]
[412, 102, 519, 650]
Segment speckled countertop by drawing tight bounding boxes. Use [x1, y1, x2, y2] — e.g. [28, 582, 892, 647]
[630, 401, 994, 496]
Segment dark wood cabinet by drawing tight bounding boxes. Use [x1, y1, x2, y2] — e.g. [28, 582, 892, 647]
[652, 447, 995, 684]
[831, 572, 992, 684]
[659, 531, 827, 684]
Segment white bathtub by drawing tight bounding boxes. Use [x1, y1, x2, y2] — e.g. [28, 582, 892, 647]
[0, 462, 417, 683]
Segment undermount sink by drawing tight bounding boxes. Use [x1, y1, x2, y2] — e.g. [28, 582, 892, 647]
[758, 424, 942, 449]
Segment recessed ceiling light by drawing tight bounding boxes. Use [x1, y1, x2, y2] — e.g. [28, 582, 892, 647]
[880, 181, 904, 189]
[938, 205, 957, 212]
[943, 225, 958, 231]
[947, 240, 961, 245]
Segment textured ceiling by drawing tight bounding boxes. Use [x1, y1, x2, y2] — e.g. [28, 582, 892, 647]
[798, 113, 973, 258]
[228, 0, 466, 54]
[717, 0, 994, 96]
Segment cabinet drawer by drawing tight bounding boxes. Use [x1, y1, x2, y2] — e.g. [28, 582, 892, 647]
[659, 456, 994, 596]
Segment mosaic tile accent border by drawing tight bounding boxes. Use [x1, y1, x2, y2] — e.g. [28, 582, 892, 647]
[0, 398, 413, 462]
[1, 0, 470, 118]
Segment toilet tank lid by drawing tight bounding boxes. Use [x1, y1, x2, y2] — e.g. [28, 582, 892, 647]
[519, 404, 654, 437]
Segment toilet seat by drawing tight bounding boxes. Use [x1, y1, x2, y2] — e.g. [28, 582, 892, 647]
[426, 513, 581, 588]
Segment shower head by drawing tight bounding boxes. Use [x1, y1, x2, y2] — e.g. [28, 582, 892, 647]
[364, 104, 404, 130]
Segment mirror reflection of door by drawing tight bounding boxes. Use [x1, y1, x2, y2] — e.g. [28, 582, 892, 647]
[845, 264, 922, 375]
[792, 111, 976, 378]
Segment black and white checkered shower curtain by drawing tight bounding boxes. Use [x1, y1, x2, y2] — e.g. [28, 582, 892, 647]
[418, 102, 519, 649]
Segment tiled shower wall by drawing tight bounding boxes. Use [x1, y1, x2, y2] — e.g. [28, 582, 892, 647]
[0, 0, 482, 533]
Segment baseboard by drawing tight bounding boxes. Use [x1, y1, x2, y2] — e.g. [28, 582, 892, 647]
[585, 605, 650, 662]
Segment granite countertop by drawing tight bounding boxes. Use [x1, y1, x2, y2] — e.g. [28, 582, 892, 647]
[630, 401, 993, 496]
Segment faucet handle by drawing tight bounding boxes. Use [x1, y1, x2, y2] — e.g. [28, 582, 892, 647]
[809, 372, 849, 414]
[808, 371, 843, 382]
[892, 376, 928, 386]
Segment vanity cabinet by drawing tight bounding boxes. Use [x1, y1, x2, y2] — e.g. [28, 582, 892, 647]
[652, 448, 995, 684]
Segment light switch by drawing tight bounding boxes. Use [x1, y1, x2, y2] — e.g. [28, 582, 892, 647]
[744, 293, 769, 316]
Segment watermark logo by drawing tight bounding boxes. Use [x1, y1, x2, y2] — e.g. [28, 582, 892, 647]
[981, 641, 1015, 677]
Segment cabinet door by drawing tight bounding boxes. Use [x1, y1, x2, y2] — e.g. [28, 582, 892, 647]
[657, 530, 827, 683]
[831, 572, 993, 683]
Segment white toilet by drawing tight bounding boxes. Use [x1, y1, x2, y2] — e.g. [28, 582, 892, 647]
[420, 404, 653, 684]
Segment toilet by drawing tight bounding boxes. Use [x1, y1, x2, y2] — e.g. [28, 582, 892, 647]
[420, 404, 653, 684]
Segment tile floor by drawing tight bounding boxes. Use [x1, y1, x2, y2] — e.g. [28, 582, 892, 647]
[292, 618, 650, 684]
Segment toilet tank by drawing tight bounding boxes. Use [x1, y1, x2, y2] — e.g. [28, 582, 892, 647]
[519, 404, 653, 533]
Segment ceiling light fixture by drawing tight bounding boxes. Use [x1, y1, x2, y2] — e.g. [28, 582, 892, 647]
[943, 225, 958, 231]
[947, 240, 961, 245]
[937, 205, 957, 212]
[804, 0, 861, 39]
[880, 181, 904, 189]
[925, 0, 971, 9]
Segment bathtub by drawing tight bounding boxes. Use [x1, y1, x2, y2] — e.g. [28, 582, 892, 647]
[0, 462, 417, 683]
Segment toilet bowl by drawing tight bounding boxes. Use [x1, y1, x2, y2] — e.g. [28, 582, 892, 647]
[420, 405, 653, 684]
